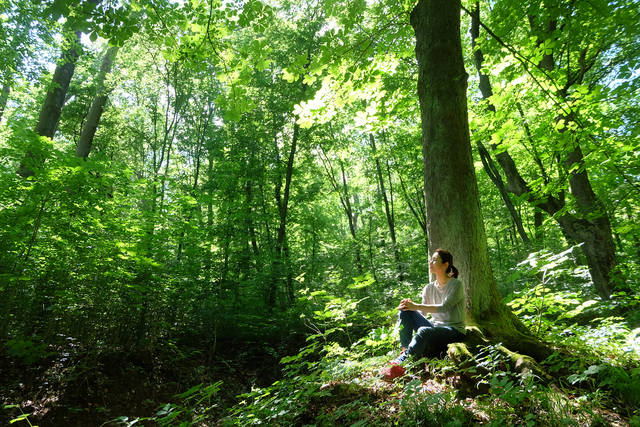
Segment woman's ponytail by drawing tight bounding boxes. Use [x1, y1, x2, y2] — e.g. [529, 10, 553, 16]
[448, 265, 459, 279]
[436, 248, 459, 278]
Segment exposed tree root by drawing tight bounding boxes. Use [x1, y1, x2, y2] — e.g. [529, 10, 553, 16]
[467, 306, 556, 361]
[446, 309, 558, 386]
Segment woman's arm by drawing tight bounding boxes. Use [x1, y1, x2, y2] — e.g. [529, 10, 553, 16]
[397, 299, 438, 313]
[399, 280, 465, 314]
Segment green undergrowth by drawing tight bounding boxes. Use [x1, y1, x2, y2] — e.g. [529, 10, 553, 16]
[4, 266, 639, 426]
[1, 332, 292, 427]
[215, 275, 640, 427]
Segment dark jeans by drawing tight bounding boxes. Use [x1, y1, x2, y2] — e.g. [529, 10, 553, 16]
[397, 310, 464, 361]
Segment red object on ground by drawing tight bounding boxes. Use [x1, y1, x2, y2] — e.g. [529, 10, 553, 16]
[382, 361, 406, 381]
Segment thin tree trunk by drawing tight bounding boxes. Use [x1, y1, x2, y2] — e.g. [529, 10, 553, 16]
[269, 115, 302, 307]
[176, 101, 212, 262]
[276, 86, 306, 250]
[397, 171, 428, 254]
[340, 161, 364, 274]
[246, 181, 260, 258]
[76, 45, 119, 159]
[0, 82, 9, 123]
[534, 209, 544, 247]
[477, 140, 532, 248]
[317, 145, 364, 274]
[367, 215, 378, 282]
[369, 134, 403, 279]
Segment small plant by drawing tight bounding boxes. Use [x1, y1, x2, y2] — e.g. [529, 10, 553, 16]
[471, 343, 538, 406]
[399, 391, 476, 427]
[3, 405, 37, 427]
[6, 335, 55, 364]
[569, 363, 640, 409]
[105, 381, 222, 427]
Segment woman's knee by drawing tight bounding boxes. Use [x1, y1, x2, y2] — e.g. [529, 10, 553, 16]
[415, 326, 435, 340]
[398, 310, 413, 321]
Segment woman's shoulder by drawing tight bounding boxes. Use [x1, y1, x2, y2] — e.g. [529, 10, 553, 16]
[449, 277, 464, 287]
[422, 280, 437, 290]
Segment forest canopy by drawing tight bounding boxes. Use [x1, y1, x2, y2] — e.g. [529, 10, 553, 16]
[1, 0, 639, 425]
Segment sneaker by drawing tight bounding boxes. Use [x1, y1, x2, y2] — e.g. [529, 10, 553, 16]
[397, 349, 409, 363]
[382, 360, 406, 381]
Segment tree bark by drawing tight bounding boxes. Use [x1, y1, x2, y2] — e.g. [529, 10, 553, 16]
[275, 120, 299, 258]
[410, 0, 544, 357]
[18, 30, 82, 177]
[561, 135, 621, 297]
[477, 140, 532, 248]
[0, 82, 9, 123]
[76, 45, 119, 159]
[412, 0, 494, 317]
[534, 209, 544, 246]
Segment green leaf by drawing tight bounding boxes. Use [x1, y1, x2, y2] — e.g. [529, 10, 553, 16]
[297, 117, 314, 129]
[302, 74, 316, 85]
[282, 69, 297, 83]
[177, 384, 202, 399]
[10, 414, 30, 423]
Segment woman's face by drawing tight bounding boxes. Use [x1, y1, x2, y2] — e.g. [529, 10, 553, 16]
[429, 252, 449, 275]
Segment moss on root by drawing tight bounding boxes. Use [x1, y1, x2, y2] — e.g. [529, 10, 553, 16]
[446, 320, 555, 384]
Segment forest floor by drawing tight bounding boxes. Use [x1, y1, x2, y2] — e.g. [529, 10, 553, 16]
[0, 333, 636, 426]
[0, 334, 302, 427]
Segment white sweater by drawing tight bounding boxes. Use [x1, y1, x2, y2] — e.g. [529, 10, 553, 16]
[421, 277, 466, 335]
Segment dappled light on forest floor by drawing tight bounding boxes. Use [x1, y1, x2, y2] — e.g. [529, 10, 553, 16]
[1, 324, 638, 426]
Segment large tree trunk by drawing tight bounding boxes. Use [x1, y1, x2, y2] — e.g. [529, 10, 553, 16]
[412, 0, 493, 318]
[561, 137, 621, 297]
[76, 45, 119, 159]
[410, 0, 545, 358]
[18, 30, 82, 177]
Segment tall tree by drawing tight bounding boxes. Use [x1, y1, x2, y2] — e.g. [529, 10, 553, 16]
[369, 133, 403, 279]
[75, 45, 119, 159]
[0, 0, 56, 123]
[17, 29, 82, 177]
[410, 0, 544, 355]
[317, 145, 364, 275]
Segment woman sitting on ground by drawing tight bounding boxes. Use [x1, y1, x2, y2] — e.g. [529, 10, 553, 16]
[384, 248, 466, 379]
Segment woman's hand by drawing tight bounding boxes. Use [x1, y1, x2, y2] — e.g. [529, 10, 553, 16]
[397, 298, 419, 311]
